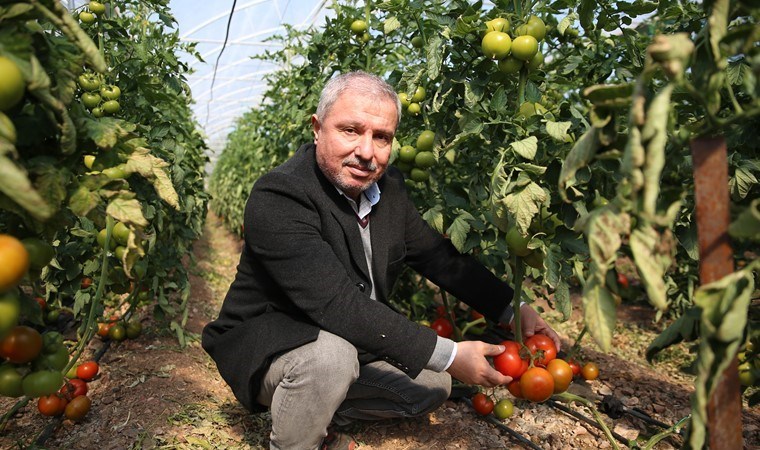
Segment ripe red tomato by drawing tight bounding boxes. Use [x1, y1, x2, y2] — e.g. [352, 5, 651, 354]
[568, 359, 582, 377]
[435, 305, 447, 318]
[617, 272, 629, 289]
[520, 367, 555, 402]
[38, 393, 67, 416]
[471, 392, 494, 415]
[493, 340, 528, 379]
[80, 277, 93, 289]
[430, 317, 453, 338]
[507, 379, 523, 399]
[76, 361, 99, 381]
[582, 362, 600, 381]
[60, 378, 88, 400]
[0, 325, 43, 364]
[546, 359, 573, 393]
[525, 334, 557, 367]
[64, 395, 91, 421]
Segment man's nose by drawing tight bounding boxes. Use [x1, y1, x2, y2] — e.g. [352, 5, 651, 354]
[355, 133, 374, 159]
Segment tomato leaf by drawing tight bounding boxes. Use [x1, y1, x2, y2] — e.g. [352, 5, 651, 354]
[545, 121, 572, 143]
[554, 278, 572, 322]
[125, 147, 180, 209]
[446, 211, 474, 252]
[383, 16, 400, 35]
[558, 127, 601, 202]
[645, 307, 701, 362]
[582, 277, 616, 352]
[510, 136, 538, 160]
[427, 34, 444, 80]
[107, 197, 149, 227]
[0, 155, 54, 221]
[630, 225, 672, 310]
[501, 179, 546, 235]
[586, 208, 629, 272]
[728, 198, 760, 241]
[422, 205, 445, 234]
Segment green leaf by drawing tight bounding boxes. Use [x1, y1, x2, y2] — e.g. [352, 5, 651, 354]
[582, 277, 616, 352]
[645, 307, 701, 362]
[125, 147, 180, 209]
[106, 197, 149, 227]
[730, 165, 758, 200]
[383, 16, 401, 35]
[447, 211, 474, 252]
[427, 34, 444, 80]
[558, 127, 601, 201]
[545, 121, 572, 143]
[558, 13, 578, 35]
[578, 0, 596, 32]
[422, 205, 445, 234]
[83, 117, 136, 150]
[630, 226, 671, 310]
[69, 185, 101, 217]
[502, 181, 547, 235]
[510, 136, 538, 160]
[586, 208, 628, 272]
[729, 198, 760, 241]
[554, 278, 572, 321]
[0, 155, 54, 221]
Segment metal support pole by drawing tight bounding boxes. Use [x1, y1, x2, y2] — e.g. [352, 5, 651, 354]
[690, 136, 743, 450]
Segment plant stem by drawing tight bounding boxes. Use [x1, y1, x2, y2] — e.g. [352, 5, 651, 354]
[641, 415, 691, 450]
[512, 256, 526, 344]
[440, 290, 462, 341]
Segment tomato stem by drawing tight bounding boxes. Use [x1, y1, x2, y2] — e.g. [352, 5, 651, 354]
[0, 397, 30, 432]
[517, 66, 527, 106]
[440, 290, 461, 341]
[640, 414, 691, 450]
[364, 0, 372, 71]
[459, 317, 485, 336]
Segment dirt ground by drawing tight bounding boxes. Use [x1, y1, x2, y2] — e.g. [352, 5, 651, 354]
[1, 213, 758, 449]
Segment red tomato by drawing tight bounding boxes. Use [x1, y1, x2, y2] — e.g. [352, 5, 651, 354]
[568, 359, 582, 377]
[616, 272, 629, 289]
[64, 395, 91, 421]
[59, 378, 88, 400]
[471, 392, 494, 415]
[493, 340, 528, 379]
[430, 317, 453, 338]
[80, 277, 93, 289]
[525, 334, 557, 367]
[76, 361, 99, 381]
[507, 379, 523, 399]
[34, 297, 46, 311]
[38, 393, 68, 416]
[520, 367, 555, 402]
[582, 362, 600, 381]
[0, 325, 43, 364]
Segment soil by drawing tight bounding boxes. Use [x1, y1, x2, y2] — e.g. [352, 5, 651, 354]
[1, 213, 758, 450]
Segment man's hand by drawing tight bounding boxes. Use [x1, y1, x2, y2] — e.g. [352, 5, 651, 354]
[511, 303, 562, 352]
[446, 341, 512, 387]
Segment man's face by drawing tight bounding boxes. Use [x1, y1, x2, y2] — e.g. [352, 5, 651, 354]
[312, 89, 398, 200]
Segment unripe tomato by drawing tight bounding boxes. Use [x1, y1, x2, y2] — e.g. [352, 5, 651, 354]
[91, 107, 105, 118]
[411, 36, 424, 48]
[520, 367, 554, 402]
[398, 92, 410, 108]
[0, 364, 24, 397]
[472, 392, 494, 415]
[102, 99, 120, 114]
[406, 102, 421, 115]
[22, 238, 55, 270]
[126, 319, 143, 339]
[81, 92, 101, 109]
[97, 228, 116, 250]
[0, 234, 30, 292]
[349, 19, 368, 35]
[0, 325, 43, 363]
[505, 227, 531, 257]
[0, 292, 20, 340]
[493, 398, 514, 419]
[526, 51, 544, 70]
[525, 16, 547, 41]
[399, 145, 417, 164]
[113, 221, 130, 246]
[77, 73, 101, 91]
[416, 130, 435, 152]
[22, 370, 64, 397]
[88, 1, 106, 14]
[498, 56, 523, 74]
[0, 57, 25, 111]
[79, 11, 96, 23]
[414, 151, 436, 169]
[481, 31, 512, 60]
[64, 395, 91, 421]
[410, 86, 426, 103]
[100, 84, 121, 100]
[511, 35, 539, 61]
[108, 323, 127, 341]
[485, 17, 510, 34]
[410, 168, 429, 183]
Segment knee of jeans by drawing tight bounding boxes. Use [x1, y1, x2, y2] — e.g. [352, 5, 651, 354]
[415, 371, 451, 414]
[306, 333, 360, 386]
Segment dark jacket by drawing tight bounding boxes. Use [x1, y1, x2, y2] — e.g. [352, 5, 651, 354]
[201, 143, 514, 412]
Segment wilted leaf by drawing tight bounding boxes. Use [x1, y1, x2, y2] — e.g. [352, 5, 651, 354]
[582, 276, 616, 352]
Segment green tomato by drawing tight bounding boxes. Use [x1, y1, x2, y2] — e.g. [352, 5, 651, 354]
[398, 92, 410, 108]
[410, 168, 429, 183]
[410, 86, 426, 103]
[77, 73, 101, 91]
[21, 238, 55, 271]
[81, 92, 101, 110]
[414, 151, 436, 169]
[0, 57, 25, 111]
[526, 51, 544, 71]
[91, 106, 105, 118]
[0, 292, 20, 340]
[498, 56, 523, 74]
[32, 345, 69, 371]
[102, 99, 120, 114]
[525, 16, 547, 41]
[79, 11, 96, 24]
[481, 31, 512, 60]
[22, 370, 64, 398]
[88, 1, 106, 15]
[0, 364, 24, 397]
[485, 17, 510, 34]
[350, 20, 368, 35]
[505, 227, 532, 257]
[494, 398, 514, 419]
[399, 145, 418, 164]
[100, 84, 121, 100]
[511, 35, 539, 61]
[112, 222, 130, 246]
[411, 36, 424, 48]
[407, 102, 421, 116]
[416, 130, 435, 152]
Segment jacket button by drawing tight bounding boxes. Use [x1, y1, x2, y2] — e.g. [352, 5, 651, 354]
[356, 282, 366, 292]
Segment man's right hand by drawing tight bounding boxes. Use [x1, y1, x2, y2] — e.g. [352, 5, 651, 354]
[446, 341, 512, 387]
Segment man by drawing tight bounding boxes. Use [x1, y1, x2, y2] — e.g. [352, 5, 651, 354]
[202, 71, 560, 450]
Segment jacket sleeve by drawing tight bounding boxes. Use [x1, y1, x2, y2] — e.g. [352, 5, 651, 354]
[246, 171, 439, 378]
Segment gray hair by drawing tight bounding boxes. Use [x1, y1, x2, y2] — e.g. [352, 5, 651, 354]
[315, 71, 401, 128]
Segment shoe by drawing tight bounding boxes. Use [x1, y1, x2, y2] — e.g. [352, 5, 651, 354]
[320, 428, 356, 450]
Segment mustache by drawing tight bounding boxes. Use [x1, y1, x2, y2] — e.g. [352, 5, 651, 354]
[342, 157, 377, 171]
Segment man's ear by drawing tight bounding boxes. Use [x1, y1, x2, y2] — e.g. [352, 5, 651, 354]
[311, 114, 320, 143]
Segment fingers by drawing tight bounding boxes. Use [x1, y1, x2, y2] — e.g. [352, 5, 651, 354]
[484, 344, 505, 357]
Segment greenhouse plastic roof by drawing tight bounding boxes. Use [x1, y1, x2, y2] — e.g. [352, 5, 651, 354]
[169, 0, 330, 165]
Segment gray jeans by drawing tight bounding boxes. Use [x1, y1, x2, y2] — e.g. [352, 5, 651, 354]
[256, 329, 452, 450]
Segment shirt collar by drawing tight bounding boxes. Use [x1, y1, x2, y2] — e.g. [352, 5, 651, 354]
[336, 182, 381, 219]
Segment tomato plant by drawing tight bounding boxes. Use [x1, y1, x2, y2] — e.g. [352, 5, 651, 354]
[493, 340, 528, 379]
[525, 334, 557, 367]
[471, 392, 494, 415]
[520, 367, 554, 402]
[76, 361, 99, 381]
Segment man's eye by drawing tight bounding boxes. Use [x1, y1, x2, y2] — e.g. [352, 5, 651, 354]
[344, 128, 357, 135]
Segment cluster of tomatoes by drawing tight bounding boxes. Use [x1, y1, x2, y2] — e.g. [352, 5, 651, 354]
[78, 1, 106, 26]
[493, 334, 599, 403]
[348, 19, 371, 45]
[78, 71, 121, 118]
[394, 129, 441, 185]
[96, 315, 142, 342]
[36, 361, 99, 420]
